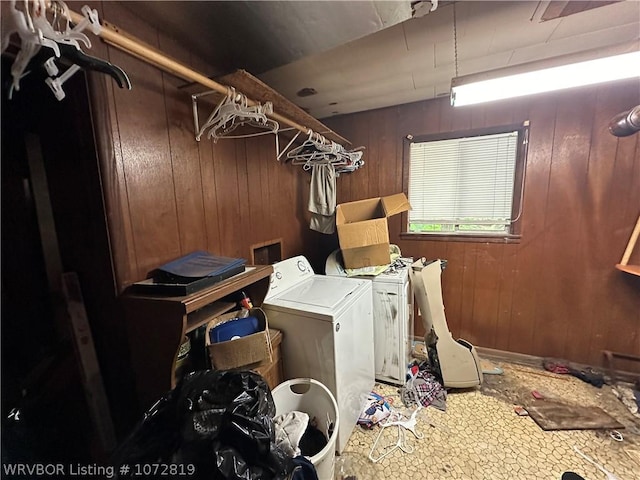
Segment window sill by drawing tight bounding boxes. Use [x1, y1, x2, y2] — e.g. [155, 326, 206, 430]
[400, 232, 522, 244]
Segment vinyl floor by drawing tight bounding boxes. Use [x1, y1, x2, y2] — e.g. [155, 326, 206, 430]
[337, 361, 640, 480]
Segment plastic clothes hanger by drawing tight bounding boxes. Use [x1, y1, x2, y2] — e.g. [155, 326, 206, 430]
[55, 43, 131, 89]
[205, 95, 279, 142]
[368, 407, 423, 463]
[4, 1, 129, 100]
[3, 0, 60, 96]
[214, 100, 279, 138]
[195, 87, 235, 140]
[32, 2, 91, 50]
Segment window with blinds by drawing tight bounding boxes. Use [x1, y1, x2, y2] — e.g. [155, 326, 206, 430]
[407, 128, 524, 236]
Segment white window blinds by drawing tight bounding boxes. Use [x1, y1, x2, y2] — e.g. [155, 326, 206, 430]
[408, 131, 518, 233]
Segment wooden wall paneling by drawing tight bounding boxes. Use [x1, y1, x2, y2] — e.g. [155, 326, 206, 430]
[350, 113, 372, 201]
[157, 34, 207, 255]
[259, 136, 279, 243]
[471, 245, 503, 348]
[244, 137, 268, 250]
[199, 131, 222, 253]
[494, 243, 518, 351]
[469, 103, 487, 130]
[438, 97, 454, 133]
[186, 53, 222, 255]
[234, 139, 252, 259]
[600, 86, 640, 369]
[582, 84, 636, 366]
[267, 139, 301, 259]
[212, 140, 243, 257]
[458, 242, 479, 343]
[102, 2, 181, 281]
[532, 88, 595, 359]
[82, 2, 138, 291]
[367, 110, 381, 198]
[286, 153, 305, 259]
[507, 100, 555, 355]
[381, 107, 401, 196]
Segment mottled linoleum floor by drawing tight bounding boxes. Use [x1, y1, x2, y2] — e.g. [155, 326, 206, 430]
[338, 362, 640, 480]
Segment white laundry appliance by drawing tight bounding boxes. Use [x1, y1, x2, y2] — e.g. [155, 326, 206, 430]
[262, 255, 375, 453]
[325, 251, 413, 386]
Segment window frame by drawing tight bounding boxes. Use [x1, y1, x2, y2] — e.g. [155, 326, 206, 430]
[401, 122, 529, 243]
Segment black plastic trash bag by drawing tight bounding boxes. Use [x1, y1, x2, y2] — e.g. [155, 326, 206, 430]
[112, 370, 291, 480]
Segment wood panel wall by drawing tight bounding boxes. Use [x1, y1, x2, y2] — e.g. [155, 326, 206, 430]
[81, 3, 638, 386]
[324, 80, 640, 371]
[87, 2, 321, 292]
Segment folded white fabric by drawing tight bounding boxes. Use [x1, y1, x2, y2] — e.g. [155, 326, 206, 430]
[274, 410, 310, 457]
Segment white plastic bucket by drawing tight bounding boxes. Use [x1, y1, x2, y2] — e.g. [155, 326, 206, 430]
[271, 378, 339, 480]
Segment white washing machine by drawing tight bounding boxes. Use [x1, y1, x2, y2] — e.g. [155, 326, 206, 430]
[326, 251, 413, 386]
[262, 255, 374, 453]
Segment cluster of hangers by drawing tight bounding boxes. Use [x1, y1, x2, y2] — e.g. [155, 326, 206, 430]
[192, 88, 365, 175]
[1, 0, 131, 100]
[192, 86, 279, 143]
[280, 129, 365, 175]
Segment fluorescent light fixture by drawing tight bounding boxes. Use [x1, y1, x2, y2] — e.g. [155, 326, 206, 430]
[451, 51, 640, 107]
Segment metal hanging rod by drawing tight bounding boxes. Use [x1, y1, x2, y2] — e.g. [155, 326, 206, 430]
[63, 7, 335, 145]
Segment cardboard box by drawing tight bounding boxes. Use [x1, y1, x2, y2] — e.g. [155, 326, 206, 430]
[205, 307, 273, 370]
[336, 193, 411, 269]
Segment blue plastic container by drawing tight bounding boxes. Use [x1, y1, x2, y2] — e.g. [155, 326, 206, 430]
[209, 316, 259, 343]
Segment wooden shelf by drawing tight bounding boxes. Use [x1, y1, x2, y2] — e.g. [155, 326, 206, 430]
[615, 215, 640, 277]
[615, 264, 640, 276]
[216, 70, 350, 146]
[121, 264, 273, 413]
[186, 301, 235, 333]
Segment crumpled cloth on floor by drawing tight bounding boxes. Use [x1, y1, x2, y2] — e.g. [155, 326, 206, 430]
[612, 383, 640, 418]
[568, 367, 605, 388]
[401, 370, 447, 411]
[274, 411, 310, 458]
[543, 358, 570, 374]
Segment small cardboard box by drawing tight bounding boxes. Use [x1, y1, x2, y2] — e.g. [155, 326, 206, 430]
[336, 193, 411, 269]
[205, 307, 273, 370]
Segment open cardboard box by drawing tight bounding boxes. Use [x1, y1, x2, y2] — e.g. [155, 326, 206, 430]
[336, 192, 411, 269]
[205, 307, 273, 370]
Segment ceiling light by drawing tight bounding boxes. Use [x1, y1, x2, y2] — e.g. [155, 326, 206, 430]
[451, 51, 640, 107]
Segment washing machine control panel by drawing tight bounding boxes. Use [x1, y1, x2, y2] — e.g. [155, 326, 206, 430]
[265, 255, 315, 298]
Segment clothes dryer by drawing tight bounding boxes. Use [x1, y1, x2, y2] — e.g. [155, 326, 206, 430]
[262, 256, 374, 453]
[325, 251, 413, 386]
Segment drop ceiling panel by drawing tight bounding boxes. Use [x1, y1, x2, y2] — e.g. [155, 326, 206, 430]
[412, 65, 455, 89]
[452, 51, 515, 78]
[545, 1, 640, 41]
[402, 6, 455, 48]
[120, 1, 639, 121]
[509, 25, 640, 65]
